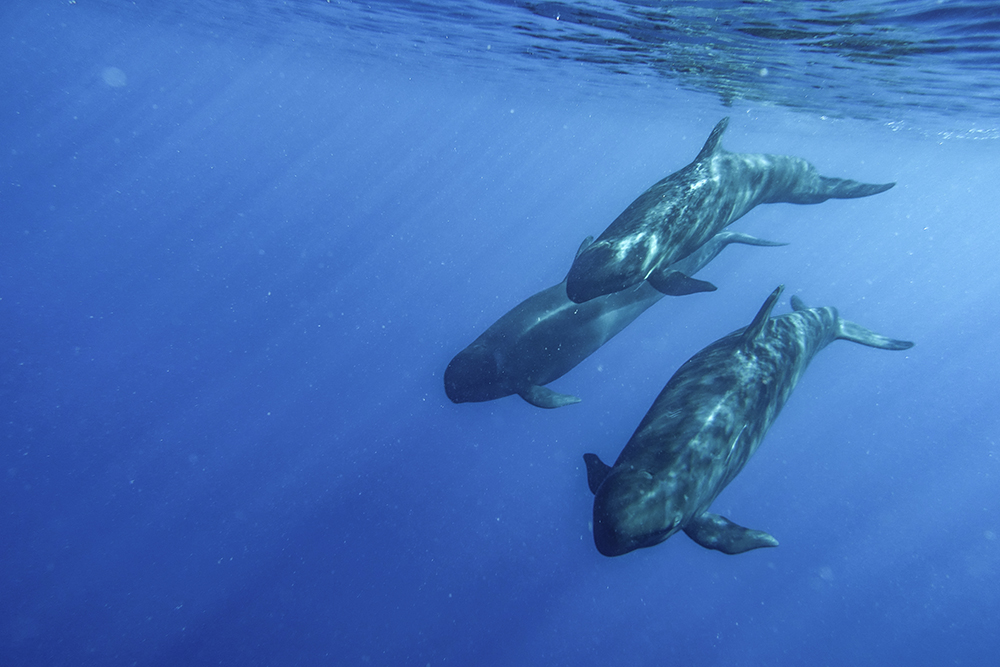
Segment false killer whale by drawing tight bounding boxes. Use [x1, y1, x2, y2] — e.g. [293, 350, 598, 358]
[445, 231, 785, 409]
[584, 286, 913, 557]
[565, 118, 895, 303]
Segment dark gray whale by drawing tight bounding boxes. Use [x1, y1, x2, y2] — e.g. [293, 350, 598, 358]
[584, 286, 913, 556]
[565, 118, 895, 303]
[445, 231, 785, 409]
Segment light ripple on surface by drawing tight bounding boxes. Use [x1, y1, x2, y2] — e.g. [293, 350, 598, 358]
[91, 0, 1000, 134]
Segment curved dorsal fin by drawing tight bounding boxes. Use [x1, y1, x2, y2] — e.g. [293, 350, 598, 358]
[583, 453, 612, 495]
[695, 117, 730, 162]
[563, 236, 595, 283]
[741, 285, 784, 344]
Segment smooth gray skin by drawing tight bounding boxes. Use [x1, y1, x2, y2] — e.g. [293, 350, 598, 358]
[584, 286, 914, 557]
[444, 231, 786, 409]
[565, 117, 896, 303]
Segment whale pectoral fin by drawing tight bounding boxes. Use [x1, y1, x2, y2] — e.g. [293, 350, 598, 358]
[582, 453, 612, 495]
[714, 231, 789, 249]
[683, 512, 779, 555]
[518, 384, 581, 409]
[669, 232, 789, 278]
[647, 269, 717, 296]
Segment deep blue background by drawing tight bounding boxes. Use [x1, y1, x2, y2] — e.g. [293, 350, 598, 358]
[2, 3, 999, 666]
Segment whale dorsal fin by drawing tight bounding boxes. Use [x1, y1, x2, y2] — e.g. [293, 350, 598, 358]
[695, 117, 730, 162]
[563, 236, 596, 283]
[583, 453, 612, 495]
[741, 285, 784, 344]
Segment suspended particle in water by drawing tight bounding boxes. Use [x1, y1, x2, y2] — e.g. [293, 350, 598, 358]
[102, 66, 127, 88]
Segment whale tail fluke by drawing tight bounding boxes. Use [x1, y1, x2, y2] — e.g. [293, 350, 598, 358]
[819, 176, 896, 200]
[837, 320, 914, 351]
[777, 174, 895, 204]
[790, 295, 914, 351]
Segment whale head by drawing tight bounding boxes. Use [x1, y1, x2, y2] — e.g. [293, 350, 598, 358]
[565, 242, 639, 304]
[444, 344, 510, 403]
[591, 466, 684, 557]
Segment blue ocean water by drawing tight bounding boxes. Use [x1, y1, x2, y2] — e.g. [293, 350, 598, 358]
[2, 1, 999, 665]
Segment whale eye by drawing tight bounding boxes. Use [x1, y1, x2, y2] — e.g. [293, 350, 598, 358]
[640, 470, 653, 480]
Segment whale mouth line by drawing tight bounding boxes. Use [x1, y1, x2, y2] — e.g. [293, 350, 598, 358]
[597, 529, 671, 557]
[595, 511, 678, 557]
